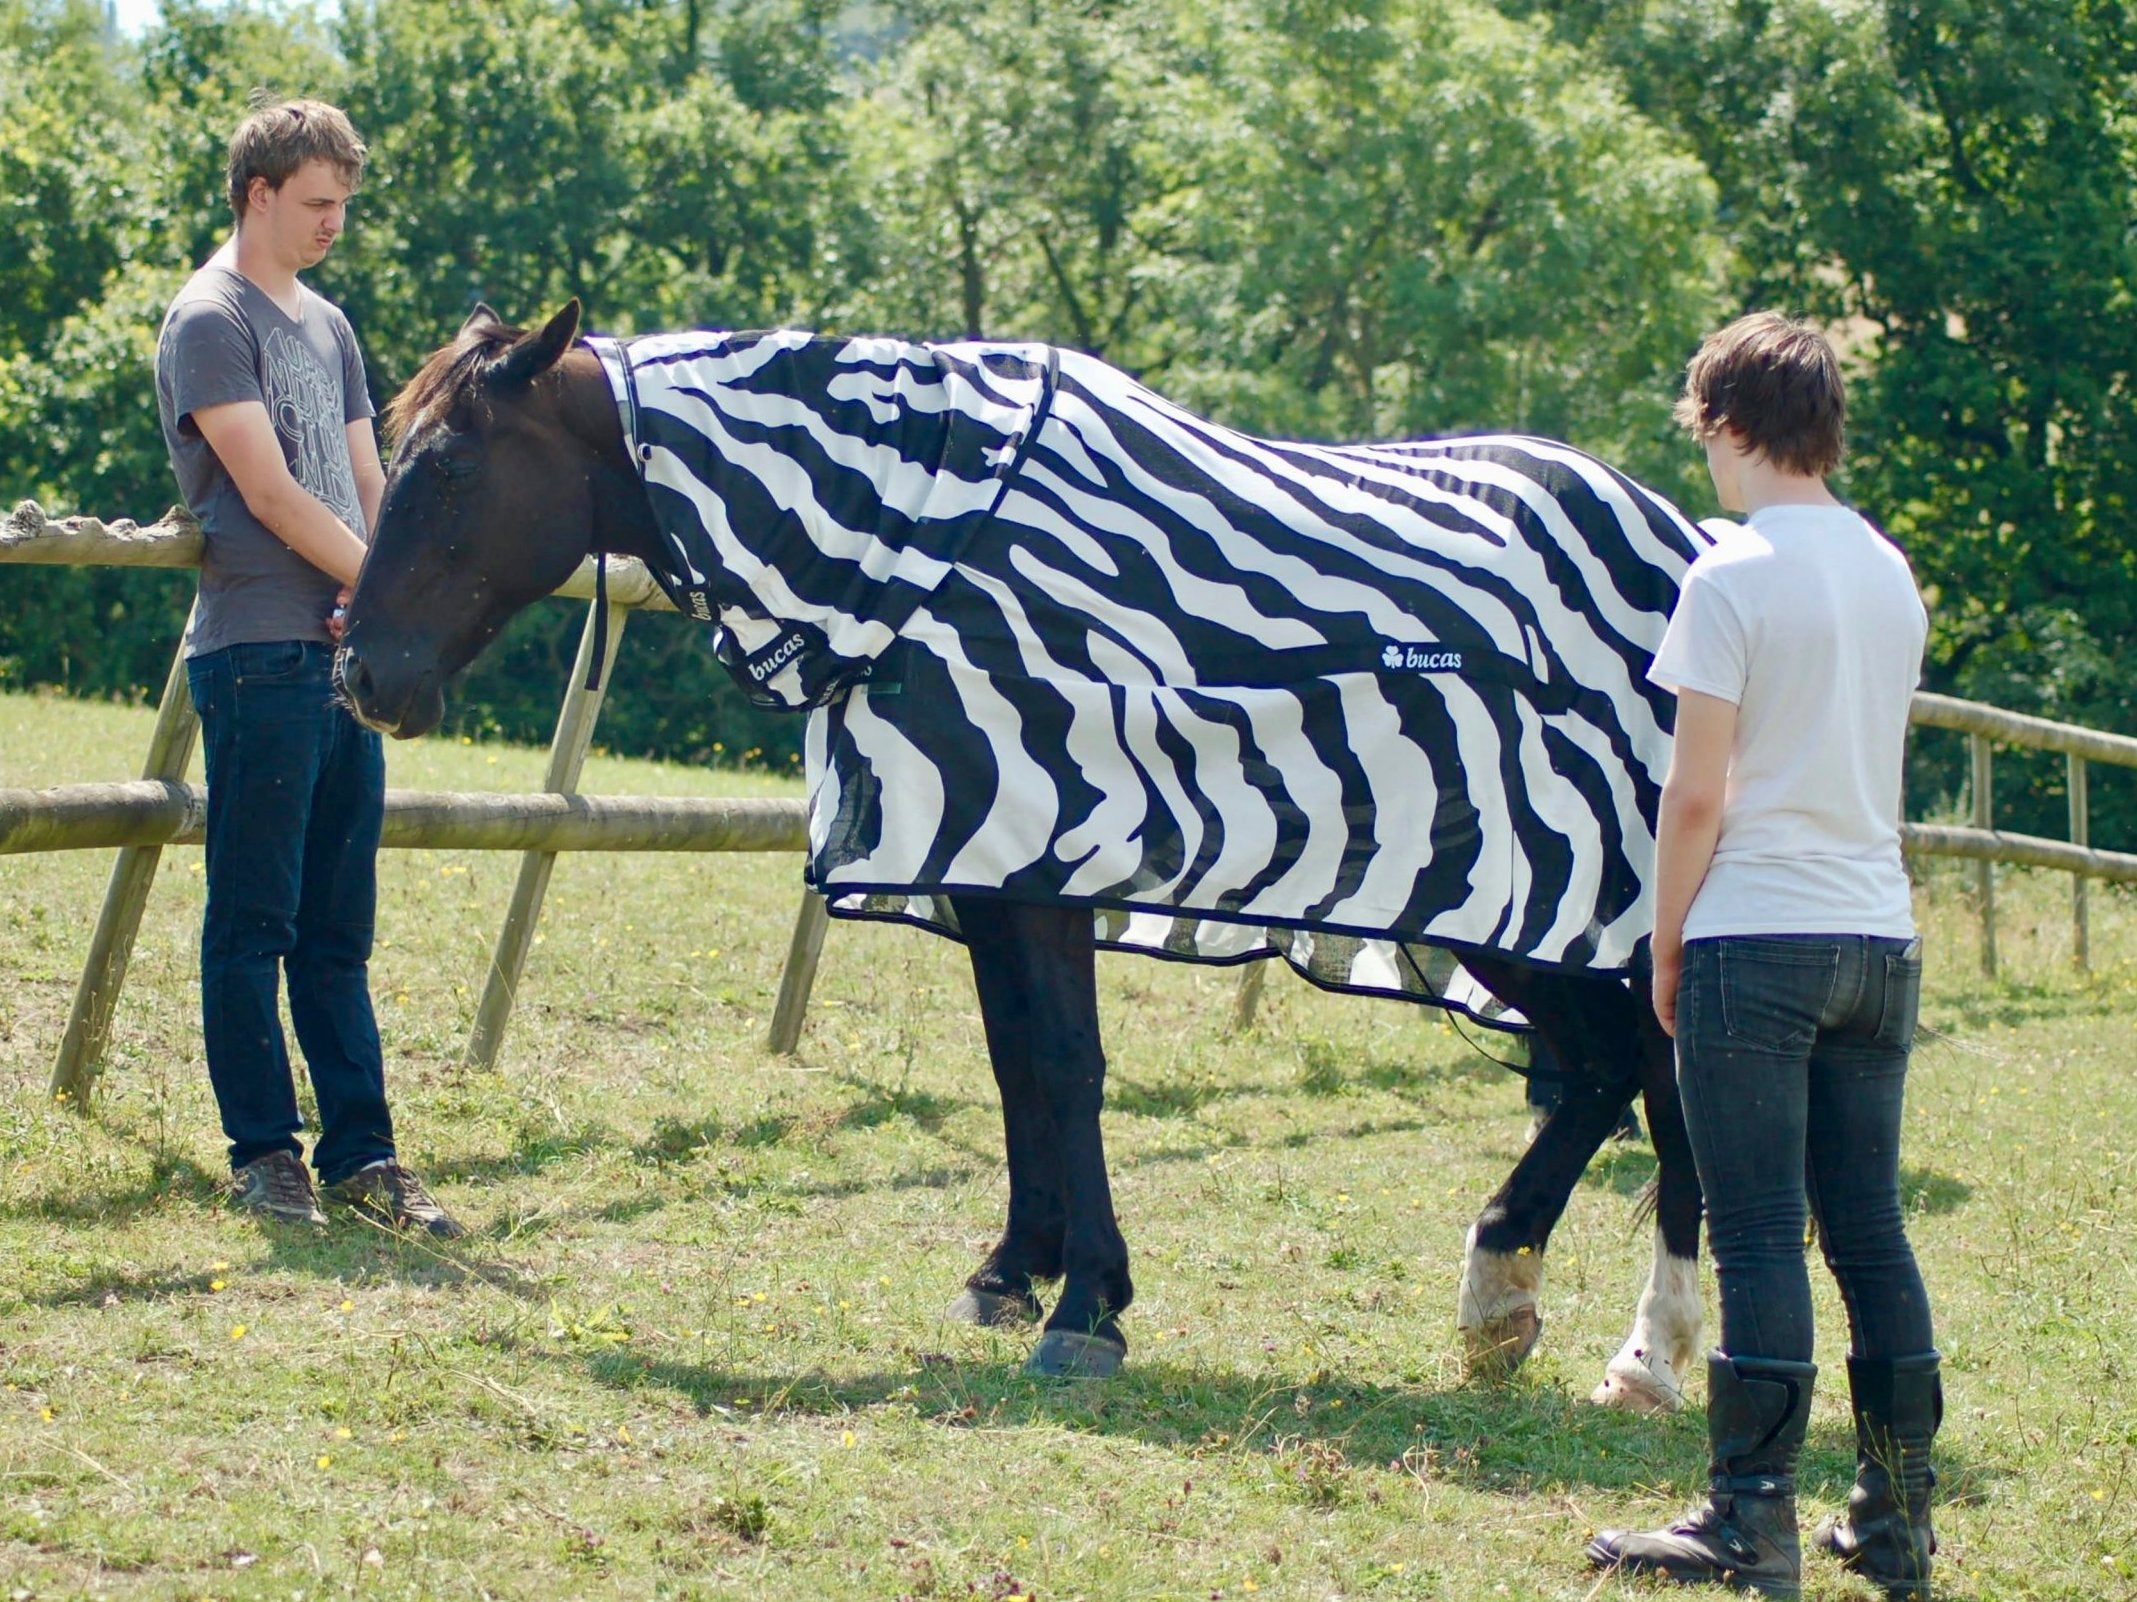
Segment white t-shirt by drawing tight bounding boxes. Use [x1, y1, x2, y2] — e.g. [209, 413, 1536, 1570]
[1648, 504, 1927, 940]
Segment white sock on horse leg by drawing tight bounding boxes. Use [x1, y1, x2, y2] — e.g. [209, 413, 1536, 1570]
[1590, 1223, 1702, 1411]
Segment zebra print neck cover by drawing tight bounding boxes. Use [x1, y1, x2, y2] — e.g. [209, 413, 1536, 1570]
[590, 331, 1710, 1020]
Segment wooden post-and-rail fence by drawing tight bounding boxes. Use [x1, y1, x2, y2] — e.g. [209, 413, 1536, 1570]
[1904, 693, 2137, 975]
[10, 506, 2136, 1081]
[2, 503, 829, 1107]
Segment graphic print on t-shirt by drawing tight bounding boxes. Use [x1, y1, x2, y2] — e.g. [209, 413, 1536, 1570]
[263, 326, 364, 536]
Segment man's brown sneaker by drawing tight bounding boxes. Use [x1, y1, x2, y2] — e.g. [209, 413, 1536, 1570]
[229, 1150, 328, 1226]
[324, 1161, 466, 1239]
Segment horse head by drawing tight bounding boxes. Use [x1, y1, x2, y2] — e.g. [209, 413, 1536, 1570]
[338, 298, 629, 738]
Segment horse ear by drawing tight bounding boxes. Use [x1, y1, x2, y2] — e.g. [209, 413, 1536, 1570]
[487, 299, 582, 390]
[460, 301, 504, 337]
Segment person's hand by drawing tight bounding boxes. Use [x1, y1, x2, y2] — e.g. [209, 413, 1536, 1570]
[326, 584, 352, 643]
[1650, 942, 1682, 1039]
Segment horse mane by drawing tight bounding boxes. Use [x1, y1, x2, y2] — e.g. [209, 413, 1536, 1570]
[382, 316, 526, 447]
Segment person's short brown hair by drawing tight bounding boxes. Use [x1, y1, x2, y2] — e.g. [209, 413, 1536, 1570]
[1673, 311, 1845, 478]
[226, 96, 367, 222]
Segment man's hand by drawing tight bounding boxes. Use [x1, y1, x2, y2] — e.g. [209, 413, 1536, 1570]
[326, 585, 352, 643]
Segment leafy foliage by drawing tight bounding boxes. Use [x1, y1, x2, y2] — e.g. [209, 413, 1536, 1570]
[2, 0, 2131, 839]
[1510, 0, 2137, 834]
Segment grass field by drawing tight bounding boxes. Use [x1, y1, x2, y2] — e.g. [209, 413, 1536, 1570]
[2, 682, 2133, 1600]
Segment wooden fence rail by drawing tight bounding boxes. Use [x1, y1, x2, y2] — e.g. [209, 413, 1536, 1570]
[10, 504, 2132, 1078]
[3, 502, 826, 1105]
[0, 780, 806, 856]
[1905, 691, 2137, 974]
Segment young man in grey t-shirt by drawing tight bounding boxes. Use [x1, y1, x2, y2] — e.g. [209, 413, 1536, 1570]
[154, 98, 461, 1238]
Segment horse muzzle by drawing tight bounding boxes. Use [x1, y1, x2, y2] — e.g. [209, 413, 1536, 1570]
[334, 641, 446, 740]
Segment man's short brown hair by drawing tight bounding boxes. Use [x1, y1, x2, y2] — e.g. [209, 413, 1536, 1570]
[226, 97, 367, 221]
[1673, 311, 1846, 478]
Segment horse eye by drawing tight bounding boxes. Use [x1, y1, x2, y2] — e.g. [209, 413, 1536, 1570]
[433, 451, 481, 482]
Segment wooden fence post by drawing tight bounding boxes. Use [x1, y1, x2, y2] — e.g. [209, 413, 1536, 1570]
[2070, 753, 2089, 971]
[463, 586, 630, 1072]
[1230, 960, 1268, 1034]
[49, 640, 199, 1106]
[765, 890, 831, 1054]
[1972, 732, 1995, 976]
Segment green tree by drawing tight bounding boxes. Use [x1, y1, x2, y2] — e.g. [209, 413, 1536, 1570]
[332, 0, 649, 373]
[0, 0, 339, 698]
[836, 0, 1197, 356]
[1157, 0, 1724, 499]
[1514, 0, 2137, 833]
[0, 1, 139, 358]
[844, 0, 1722, 516]
[613, 1, 857, 331]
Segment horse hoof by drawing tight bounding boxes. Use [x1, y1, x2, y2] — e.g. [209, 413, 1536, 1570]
[1024, 1329, 1126, 1380]
[945, 1287, 1042, 1328]
[1462, 1307, 1543, 1380]
[1590, 1360, 1685, 1414]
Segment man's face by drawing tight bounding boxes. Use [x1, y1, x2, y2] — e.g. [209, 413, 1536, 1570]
[246, 157, 354, 271]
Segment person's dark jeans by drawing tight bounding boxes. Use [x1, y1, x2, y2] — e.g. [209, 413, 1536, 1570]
[1675, 934, 1935, 1364]
[186, 640, 395, 1185]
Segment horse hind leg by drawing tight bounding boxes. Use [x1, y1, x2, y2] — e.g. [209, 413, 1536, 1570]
[1455, 957, 1648, 1384]
[1458, 1221, 1547, 1378]
[1592, 1032, 1705, 1412]
[1458, 1069, 1631, 1379]
[1589, 1218, 1702, 1411]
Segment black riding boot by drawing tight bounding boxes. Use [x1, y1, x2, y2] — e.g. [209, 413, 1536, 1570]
[1815, 1352, 1941, 1600]
[1587, 1352, 1816, 1598]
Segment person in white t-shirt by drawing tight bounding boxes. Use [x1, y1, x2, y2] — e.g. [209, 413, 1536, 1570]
[1588, 313, 1939, 1601]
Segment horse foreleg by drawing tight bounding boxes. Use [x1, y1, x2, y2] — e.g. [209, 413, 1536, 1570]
[1591, 1012, 1704, 1412]
[954, 897, 1132, 1377]
[945, 996, 1062, 1329]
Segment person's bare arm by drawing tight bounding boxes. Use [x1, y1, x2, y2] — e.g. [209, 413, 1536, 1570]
[346, 416, 385, 543]
[190, 399, 369, 586]
[1650, 687, 1739, 1037]
[329, 418, 388, 637]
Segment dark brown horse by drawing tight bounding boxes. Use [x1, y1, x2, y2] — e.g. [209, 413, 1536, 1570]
[339, 301, 1705, 1403]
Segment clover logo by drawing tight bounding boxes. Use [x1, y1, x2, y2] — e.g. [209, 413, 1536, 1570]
[1381, 643, 1403, 669]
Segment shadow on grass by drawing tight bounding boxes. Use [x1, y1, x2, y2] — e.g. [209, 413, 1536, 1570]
[1109, 1037, 1509, 1121]
[567, 1344, 1999, 1507]
[1577, 1143, 1659, 1198]
[32, 1219, 553, 1307]
[0, 1153, 223, 1225]
[828, 1072, 969, 1134]
[1902, 1163, 1972, 1215]
[1361, 1050, 1515, 1095]
[429, 1121, 616, 1183]
[1924, 975, 2128, 1033]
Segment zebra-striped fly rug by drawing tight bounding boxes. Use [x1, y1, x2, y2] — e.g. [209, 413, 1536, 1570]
[587, 330, 1711, 1021]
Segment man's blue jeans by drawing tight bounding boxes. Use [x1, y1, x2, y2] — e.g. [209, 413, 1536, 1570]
[187, 640, 395, 1184]
[1675, 934, 1935, 1364]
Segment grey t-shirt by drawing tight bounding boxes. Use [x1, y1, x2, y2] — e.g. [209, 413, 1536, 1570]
[154, 263, 374, 656]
